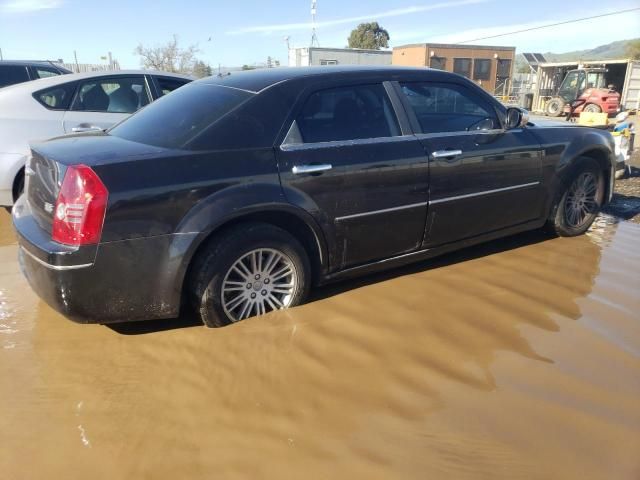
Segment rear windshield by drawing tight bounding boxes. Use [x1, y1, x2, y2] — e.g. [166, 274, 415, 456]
[109, 83, 253, 149]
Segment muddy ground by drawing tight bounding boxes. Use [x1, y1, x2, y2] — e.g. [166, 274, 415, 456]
[603, 149, 640, 223]
[1, 181, 639, 478]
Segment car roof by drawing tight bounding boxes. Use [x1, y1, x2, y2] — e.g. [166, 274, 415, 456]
[0, 69, 194, 94]
[198, 65, 434, 93]
[0, 60, 65, 67]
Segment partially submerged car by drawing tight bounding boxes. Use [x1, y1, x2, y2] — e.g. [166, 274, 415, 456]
[0, 70, 192, 206]
[12, 66, 617, 327]
[0, 60, 71, 88]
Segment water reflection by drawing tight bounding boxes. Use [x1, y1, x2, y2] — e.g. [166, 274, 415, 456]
[1, 210, 639, 479]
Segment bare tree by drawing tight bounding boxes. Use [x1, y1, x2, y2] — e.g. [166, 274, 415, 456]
[134, 35, 200, 74]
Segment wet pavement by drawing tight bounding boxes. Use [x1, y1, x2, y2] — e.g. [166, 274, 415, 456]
[0, 209, 639, 479]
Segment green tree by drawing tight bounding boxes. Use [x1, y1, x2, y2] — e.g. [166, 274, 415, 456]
[625, 39, 640, 60]
[347, 22, 390, 50]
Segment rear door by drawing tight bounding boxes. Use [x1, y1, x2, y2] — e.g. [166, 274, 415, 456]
[276, 81, 429, 270]
[397, 81, 543, 247]
[0, 65, 30, 87]
[62, 75, 151, 133]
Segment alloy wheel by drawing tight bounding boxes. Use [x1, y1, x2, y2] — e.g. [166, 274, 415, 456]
[564, 172, 599, 228]
[221, 248, 298, 322]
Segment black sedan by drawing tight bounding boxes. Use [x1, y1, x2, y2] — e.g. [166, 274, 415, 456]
[12, 66, 616, 327]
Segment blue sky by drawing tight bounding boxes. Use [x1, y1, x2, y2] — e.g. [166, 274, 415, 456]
[0, 0, 638, 68]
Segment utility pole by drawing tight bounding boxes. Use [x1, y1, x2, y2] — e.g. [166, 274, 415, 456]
[74, 50, 79, 72]
[310, 0, 319, 47]
[0, 48, 3, 61]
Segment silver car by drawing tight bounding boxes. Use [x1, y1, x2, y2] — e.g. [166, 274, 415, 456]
[0, 70, 192, 206]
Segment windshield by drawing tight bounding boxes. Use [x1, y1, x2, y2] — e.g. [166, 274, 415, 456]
[109, 83, 253, 150]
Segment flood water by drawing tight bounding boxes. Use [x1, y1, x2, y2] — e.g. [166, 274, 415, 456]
[0, 209, 639, 479]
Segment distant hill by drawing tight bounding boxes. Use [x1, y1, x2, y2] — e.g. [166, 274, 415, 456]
[543, 38, 637, 62]
[516, 38, 638, 72]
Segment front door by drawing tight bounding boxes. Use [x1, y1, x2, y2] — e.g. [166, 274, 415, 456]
[397, 81, 543, 247]
[276, 82, 429, 270]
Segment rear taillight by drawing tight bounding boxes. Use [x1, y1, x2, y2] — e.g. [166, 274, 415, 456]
[52, 165, 108, 246]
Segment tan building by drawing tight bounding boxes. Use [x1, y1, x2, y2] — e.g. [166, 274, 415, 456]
[393, 43, 516, 95]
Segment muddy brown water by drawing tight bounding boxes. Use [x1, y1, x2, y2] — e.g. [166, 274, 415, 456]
[0, 209, 638, 479]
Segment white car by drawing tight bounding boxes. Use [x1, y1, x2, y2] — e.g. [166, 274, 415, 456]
[0, 70, 192, 206]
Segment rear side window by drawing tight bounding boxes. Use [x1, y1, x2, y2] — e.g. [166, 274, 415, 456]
[0, 65, 30, 87]
[71, 76, 150, 113]
[110, 83, 252, 149]
[154, 76, 190, 96]
[34, 82, 77, 110]
[34, 67, 62, 79]
[400, 82, 497, 133]
[296, 84, 400, 143]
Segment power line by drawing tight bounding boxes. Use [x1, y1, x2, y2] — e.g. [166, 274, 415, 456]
[455, 7, 640, 44]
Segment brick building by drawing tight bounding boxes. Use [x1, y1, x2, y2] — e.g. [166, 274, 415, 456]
[392, 43, 516, 95]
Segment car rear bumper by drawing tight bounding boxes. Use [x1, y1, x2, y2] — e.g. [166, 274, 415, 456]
[12, 195, 196, 324]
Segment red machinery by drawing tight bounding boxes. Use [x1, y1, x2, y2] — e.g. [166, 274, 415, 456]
[545, 68, 620, 117]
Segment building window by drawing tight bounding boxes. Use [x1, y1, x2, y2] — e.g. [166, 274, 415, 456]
[497, 59, 512, 78]
[473, 59, 491, 80]
[320, 59, 338, 65]
[430, 56, 446, 70]
[453, 58, 472, 78]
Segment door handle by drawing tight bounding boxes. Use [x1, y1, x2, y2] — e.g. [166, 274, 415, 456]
[432, 150, 463, 159]
[71, 126, 102, 133]
[291, 164, 332, 174]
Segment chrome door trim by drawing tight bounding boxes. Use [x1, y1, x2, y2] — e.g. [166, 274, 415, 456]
[430, 182, 540, 205]
[280, 135, 417, 152]
[335, 201, 428, 222]
[291, 164, 332, 175]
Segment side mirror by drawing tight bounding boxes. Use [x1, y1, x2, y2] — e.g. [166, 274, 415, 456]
[505, 107, 529, 129]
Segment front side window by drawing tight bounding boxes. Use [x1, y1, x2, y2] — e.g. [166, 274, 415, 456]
[453, 58, 472, 78]
[473, 59, 491, 80]
[71, 77, 150, 113]
[110, 83, 252, 149]
[400, 82, 498, 133]
[296, 84, 400, 143]
[0, 65, 30, 87]
[35, 67, 62, 79]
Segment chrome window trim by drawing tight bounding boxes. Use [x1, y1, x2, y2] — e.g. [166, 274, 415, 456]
[430, 182, 540, 205]
[335, 201, 428, 222]
[21, 246, 92, 271]
[280, 134, 417, 152]
[415, 129, 508, 140]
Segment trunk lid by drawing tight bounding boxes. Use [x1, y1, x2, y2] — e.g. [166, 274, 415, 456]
[26, 149, 63, 234]
[26, 133, 167, 233]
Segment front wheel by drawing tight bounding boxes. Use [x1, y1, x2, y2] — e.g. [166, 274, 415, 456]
[583, 103, 602, 113]
[189, 223, 311, 327]
[547, 159, 604, 237]
[545, 98, 565, 117]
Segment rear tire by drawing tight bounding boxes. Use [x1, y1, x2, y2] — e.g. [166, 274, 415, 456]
[583, 103, 602, 114]
[547, 158, 604, 237]
[545, 98, 565, 117]
[189, 223, 311, 327]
